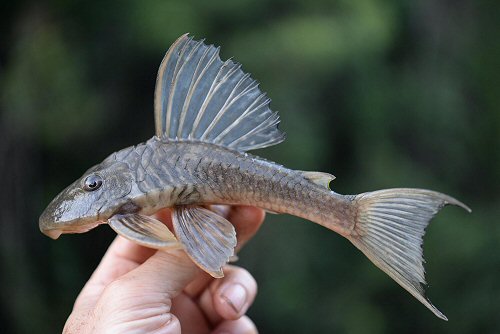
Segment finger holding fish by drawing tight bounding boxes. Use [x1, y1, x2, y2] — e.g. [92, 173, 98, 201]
[197, 265, 257, 324]
[65, 205, 264, 334]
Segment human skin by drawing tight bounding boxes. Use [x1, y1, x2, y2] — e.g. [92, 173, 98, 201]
[63, 206, 264, 334]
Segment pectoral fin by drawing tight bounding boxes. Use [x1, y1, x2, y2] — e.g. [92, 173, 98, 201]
[172, 206, 237, 278]
[108, 214, 180, 249]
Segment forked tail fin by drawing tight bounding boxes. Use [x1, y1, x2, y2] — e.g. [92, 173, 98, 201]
[346, 188, 471, 320]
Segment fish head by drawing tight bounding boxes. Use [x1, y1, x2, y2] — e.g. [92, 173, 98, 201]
[39, 161, 134, 239]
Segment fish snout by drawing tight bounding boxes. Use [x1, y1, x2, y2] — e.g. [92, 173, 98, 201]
[39, 204, 63, 239]
[38, 190, 81, 239]
[39, 190, 105, 239]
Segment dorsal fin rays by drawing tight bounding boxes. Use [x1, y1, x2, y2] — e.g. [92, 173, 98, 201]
[178, 44, 220, 139]
[169, 39, 206, 137]
[154, 34, 285, 152]
[192, 59, 236, 136]
[154, 33, 190, 137]
[164, 36, 190, 136]
[168, 38, 212, 138]
[199, 63, 247, 141]
[188, 46, 223, 136]
[212, 93, 269, 143]
[229, 111, 283, 150]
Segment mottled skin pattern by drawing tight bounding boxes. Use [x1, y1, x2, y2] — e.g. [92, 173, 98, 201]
[98, 137, 356, 237]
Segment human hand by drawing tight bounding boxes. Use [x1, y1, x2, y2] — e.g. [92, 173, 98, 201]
[63, 206, 265, 334]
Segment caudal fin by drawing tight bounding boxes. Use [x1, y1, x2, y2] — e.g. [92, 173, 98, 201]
[346, 188, 470, 320]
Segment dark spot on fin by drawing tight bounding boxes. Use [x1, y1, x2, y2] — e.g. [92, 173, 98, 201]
[108, 213, 180, 249]
[172, 206, 237, 278]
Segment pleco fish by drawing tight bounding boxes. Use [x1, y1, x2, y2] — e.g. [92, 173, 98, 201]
[40, 34, 470, 320]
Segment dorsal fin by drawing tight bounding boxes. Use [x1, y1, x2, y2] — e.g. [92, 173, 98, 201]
[153, 34, 285, 152]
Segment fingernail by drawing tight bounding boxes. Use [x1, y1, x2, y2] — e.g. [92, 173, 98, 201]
[220, 283, 248, 314]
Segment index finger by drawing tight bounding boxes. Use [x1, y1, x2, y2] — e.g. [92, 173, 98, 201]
[226, 205, 265, 251]
[76, 206, 265, 307]
[73, 236, 156, 310]
[82, 208, 175, 289]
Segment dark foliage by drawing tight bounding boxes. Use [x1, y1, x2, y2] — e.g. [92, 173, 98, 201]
[1, 0, 498, 333]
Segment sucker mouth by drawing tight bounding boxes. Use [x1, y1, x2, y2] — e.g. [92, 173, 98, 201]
[43, 229, 63, 240]
[41, 221, 105, 240]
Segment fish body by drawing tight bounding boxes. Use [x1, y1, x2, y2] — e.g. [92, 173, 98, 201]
[41, 139, 352, 236]
[40, 34, 470, 320]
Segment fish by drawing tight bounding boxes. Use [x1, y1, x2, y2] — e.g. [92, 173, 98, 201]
[39, 34, 470, 320]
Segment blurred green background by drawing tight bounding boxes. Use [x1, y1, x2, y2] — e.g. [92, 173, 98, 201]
[1, 0, 498, 333]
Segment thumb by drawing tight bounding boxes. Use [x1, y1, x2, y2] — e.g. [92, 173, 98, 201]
[124, 249, 200, 298]
[91, 250, 199, 333]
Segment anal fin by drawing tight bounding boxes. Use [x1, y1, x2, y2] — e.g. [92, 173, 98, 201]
[172, 206, 237, 278]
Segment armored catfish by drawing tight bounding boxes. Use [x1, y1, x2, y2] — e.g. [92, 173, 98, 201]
[39, 34, 470, 320]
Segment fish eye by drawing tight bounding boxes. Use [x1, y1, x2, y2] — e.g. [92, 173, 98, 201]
[83, 174, 103, 192]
